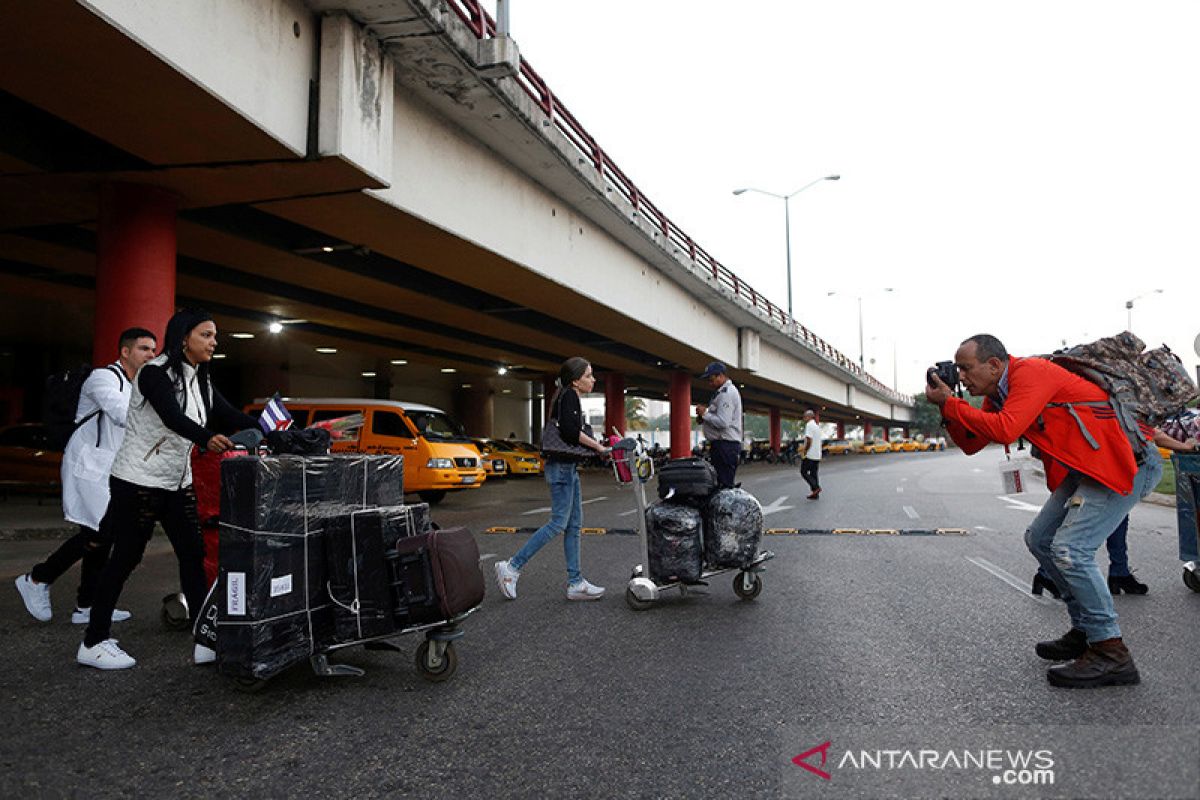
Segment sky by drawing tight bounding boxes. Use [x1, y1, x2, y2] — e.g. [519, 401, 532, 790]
[491, 0, 1200, 395]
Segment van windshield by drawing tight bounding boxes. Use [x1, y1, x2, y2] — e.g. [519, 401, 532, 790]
[407, 411, 470, 443]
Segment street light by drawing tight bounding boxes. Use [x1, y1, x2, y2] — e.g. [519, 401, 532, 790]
[733, 174, 840, 319]
[1124, 289, 1162, 331]
[828, 288, 894, 370]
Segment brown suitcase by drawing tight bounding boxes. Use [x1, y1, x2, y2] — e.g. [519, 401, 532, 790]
[387, 526, 485, 624]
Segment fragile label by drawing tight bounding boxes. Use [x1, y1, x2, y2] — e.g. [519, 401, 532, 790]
[270, 574, 293, 597]
[227, 572, 246, 616]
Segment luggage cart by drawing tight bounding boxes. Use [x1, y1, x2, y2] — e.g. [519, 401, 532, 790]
[609, 436, 774, 610]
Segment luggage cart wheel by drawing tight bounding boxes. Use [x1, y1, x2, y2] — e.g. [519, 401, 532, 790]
[1183, 566, 1200, 593]
[160, 593, 190, 631]
[733, 571, 762, 600]
[625, 586, 654, 611]
[233, 676, 269, 693]
[415, 640, 457, 682]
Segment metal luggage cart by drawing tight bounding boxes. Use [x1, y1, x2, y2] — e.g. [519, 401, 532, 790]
[608, 435, 774, 610]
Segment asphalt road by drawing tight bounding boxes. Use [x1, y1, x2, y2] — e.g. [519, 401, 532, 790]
[2, 449, 1198, 799]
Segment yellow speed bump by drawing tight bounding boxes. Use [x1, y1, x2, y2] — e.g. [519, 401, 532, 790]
[936, 528, 969, 536]
[833, 528, 865, 535]
[581, 527, 606, 535]
[484, 526, 519, 534]
[867, 529, 900, 536]
[766, 528, 798, 535]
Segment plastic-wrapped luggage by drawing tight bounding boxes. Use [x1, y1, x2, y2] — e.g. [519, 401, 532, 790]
[703, 488, 763, 568]
[213, 454, 404, 681]
[646, 502, 703, 583]
[325, 509, 397, 642]
[656, 457, 718, 505]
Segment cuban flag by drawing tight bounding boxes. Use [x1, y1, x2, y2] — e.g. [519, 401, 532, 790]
[258, 393, 294, 433]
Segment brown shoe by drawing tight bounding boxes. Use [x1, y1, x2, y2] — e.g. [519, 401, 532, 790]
[1046, 637, 1140, 688]
[1035, 627, 1087, 661]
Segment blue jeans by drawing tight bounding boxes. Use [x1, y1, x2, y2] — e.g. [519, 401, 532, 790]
[510, 460, 583, 584]
[1024, 454, 1162, 642]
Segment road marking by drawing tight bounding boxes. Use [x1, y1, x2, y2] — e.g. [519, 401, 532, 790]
[974, 525, 996, 532]
[971, 468, 983, 473]
[618, 508, 639, 517]
[896, 486, 905, 493]
[522, 496, 608, 515]
[761, 496, 795, 517]
[965, 556, 1055, 604]
[997, 495, 1042, 513]
[903, 505, 919, 519]
[862, 467, 881, 474]
[478, 553, 498, 562]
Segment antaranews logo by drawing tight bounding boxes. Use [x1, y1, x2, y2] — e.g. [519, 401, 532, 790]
[791, 741, 1055, 786]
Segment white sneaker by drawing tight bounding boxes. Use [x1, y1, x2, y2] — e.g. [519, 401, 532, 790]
[494, 560, 519, 600]
[77, 639, 136, 670]
[71, 607, 133, 624]
[567, 578, 606, 601]
[193, 644, 217, 665]
[15, 574, 51, 622]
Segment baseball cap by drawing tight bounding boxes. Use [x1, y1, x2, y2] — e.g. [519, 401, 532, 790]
[700, 361, 727, 379]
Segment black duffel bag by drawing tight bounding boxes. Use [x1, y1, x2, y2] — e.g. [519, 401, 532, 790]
[656, 457, 718, 505]
[265, 427, 332, 455]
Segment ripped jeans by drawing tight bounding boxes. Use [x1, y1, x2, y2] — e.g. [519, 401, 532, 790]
[1024, 454, 1162, 642]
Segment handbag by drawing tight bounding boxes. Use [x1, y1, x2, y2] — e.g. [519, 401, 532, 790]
[540, 396, 595, 460]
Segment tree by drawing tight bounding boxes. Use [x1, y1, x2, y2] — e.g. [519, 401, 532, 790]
[625, 397, 648, 430]
[910, 393, 984, 435]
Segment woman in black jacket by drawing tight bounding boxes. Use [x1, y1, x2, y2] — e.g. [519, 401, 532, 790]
[78, 309, 258, 670]
[494, 357, 609, 601]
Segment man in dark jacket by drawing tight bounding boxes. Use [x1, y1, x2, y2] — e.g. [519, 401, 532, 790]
[927, 334, 1161, 688]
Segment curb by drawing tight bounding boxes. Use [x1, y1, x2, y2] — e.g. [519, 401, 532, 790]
[1143, 492, 1176, 508]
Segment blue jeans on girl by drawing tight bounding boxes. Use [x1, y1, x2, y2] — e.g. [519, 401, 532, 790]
[510, 459, 583, 584]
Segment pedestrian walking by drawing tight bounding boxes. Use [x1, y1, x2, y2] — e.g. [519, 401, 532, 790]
[800, 409, 823, 500]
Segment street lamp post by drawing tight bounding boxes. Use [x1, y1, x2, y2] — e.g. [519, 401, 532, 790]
[1125, 289, 1163, 331]
[828, 288, 894, 370]
[733, 175, 840, 319]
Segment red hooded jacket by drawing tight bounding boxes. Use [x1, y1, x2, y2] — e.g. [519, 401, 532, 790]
[942, 356, 1140, 495]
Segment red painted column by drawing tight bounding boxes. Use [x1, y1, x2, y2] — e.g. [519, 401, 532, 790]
[769, 407, 781, 455]
[836, 421, 845, 439]
[882, 426, 890, 442]
[903, 426, 910, 438]
[603, 372, 626, 438]
[864, 421, 873, 440]
[668, 370, 692, 458]
[94, 184, 177, 364]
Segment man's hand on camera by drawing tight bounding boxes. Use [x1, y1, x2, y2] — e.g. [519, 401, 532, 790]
[925, 373, 952, 407]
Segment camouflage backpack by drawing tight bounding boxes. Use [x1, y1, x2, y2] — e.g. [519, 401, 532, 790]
[1042, 331, 1200, 456]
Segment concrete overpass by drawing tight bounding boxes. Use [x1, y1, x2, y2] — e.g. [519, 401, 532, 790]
[0, 0, 912, 452]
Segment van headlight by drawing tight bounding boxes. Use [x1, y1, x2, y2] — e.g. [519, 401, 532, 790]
[427, 458, 454, 469]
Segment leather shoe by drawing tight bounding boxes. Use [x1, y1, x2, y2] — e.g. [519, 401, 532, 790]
[806, 488, 821, 500]
[1031, 572, 1062, 599]
[1035, 627, 1087, 661]
[1108, 574, 1148, 595]
[1046, 638, 1140, 688]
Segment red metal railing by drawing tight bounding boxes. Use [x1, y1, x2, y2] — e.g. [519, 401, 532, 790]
[443, 0, 910, 405]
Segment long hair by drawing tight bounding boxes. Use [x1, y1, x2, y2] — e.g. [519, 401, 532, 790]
[548, 356, 590, 417]
[161, 308, 214, 416]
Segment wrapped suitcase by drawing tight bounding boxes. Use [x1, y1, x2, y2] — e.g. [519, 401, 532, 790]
[703, 488, 764, 568]
[325, 509, 396, 642]
[387, 526, 485, 625]
[646, 502, 703, 583]
[656, 457, 718, 505]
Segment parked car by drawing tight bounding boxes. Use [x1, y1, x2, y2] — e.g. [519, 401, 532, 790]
[487, 439, 544, 476]
[0, 423, 63, 492]
[822, 439, 853, 456]
[859, 439, 891, 455]
[889, 439, 909, 452]
[471, 439, 509, 477]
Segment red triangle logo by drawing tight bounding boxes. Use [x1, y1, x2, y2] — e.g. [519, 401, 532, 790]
[792, 741, 832, 780]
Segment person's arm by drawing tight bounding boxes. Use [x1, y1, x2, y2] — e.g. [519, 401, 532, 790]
[703, 392, 732, 434]
[209, 385, 259, 433]
[557, 391, 607, 454]
[84, 366, 129, 428]
[940, 376, 1058, 446]
[1154, 428, 1200, 453]
[138, 365, 219, 449]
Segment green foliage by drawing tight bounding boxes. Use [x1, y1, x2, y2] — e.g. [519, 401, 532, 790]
[625, 397, 647, 430]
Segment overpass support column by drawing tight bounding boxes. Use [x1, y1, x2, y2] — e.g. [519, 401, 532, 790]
[94, 183, 177, 364]
[903, 426, 910, 438]
[837, 421, 845, 439]
[604, 373, 626, 438]
[769, 408, 781, 455]
[864, 421, 873, 440]
[669, 370, 692, 458]
[882, 426, 890, 442]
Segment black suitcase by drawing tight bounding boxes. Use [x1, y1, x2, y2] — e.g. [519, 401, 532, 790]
[325, 509, 397, 642]
[656, 457, 718, 504]
[646, 502, 704, 583]
[703, 488, 763, 568]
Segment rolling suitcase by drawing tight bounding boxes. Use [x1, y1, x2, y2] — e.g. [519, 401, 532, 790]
[656, 457, 718, 505]
[387, 526, 485, 625]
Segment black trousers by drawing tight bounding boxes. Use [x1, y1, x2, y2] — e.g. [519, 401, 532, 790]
[709, 440, 741, 488]
[30, 523, 112, 609]
[84, 476, 204, 647]
[801, 458, 821, 492]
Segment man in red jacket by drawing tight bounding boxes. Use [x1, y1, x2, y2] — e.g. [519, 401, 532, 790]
[927, 334, 1162, 688]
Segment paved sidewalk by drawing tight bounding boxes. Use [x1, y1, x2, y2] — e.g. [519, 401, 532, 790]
[0, 495, 75, 540]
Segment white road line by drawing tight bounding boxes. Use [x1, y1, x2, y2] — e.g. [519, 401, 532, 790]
[965, 556, 1055, 605]
[974, 525, 996, 532]
[997, 495, 1043, 513]
[618, 509, 639, 517]
[903, 505, 919, 519]
[862, 467, 881, 474]
[522, 496, 609, 515]
[478, 553, 498, 562]
[896, 486, 905, 493]
[761, 496, 795, 517]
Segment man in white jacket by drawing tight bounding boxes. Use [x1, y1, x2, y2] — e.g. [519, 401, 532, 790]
[15, 328, 156, 623]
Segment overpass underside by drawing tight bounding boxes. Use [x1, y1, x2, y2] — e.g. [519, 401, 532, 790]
[0, 0, 911, 434]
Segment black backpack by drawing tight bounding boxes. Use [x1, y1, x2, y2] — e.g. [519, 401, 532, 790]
[42, 364, 123, 450]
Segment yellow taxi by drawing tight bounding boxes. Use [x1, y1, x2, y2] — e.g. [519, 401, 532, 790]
[822, 439, 853, 456]
[859, 439, 891, 455]
[489, 439, 545, 476]
[472, 439, 509, 478]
